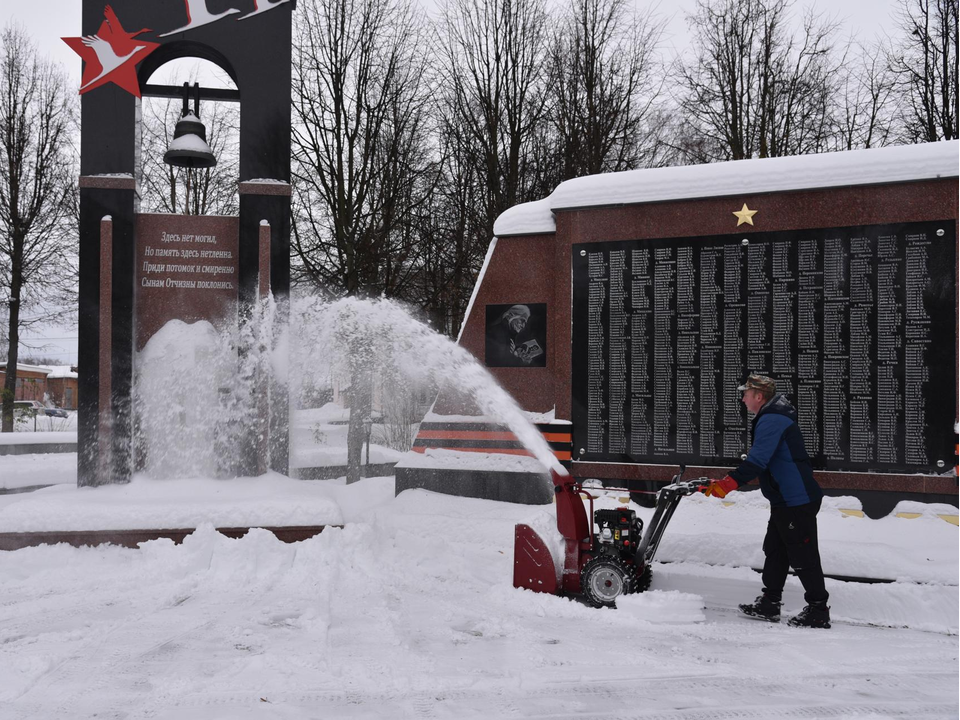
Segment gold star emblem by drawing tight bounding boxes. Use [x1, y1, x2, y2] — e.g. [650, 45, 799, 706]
[733, 203, 758, 226]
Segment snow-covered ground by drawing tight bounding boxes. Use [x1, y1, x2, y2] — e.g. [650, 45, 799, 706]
[290, 403, 405, 470]
[0, 451, 76, 491]
[0, 412, 77, 435]
[1, 470, 956, 719]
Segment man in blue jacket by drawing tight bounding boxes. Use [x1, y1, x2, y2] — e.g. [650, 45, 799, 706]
[703, 374, 831, 629]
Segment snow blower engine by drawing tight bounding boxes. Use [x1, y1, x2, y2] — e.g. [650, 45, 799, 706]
[594, 508, 643, 554]
[513, 465, 706, 607]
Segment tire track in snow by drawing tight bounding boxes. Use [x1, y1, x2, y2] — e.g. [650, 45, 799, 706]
[7, 573, 279, 717]
[157, 671, 957, 719]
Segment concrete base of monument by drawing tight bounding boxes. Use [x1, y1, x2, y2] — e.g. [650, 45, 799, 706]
[394, 448, 554, 504]
[292, 462, 397, 480]
[393, 414, 572, 504]
[0, 525, 332, 552]
[395, 466, 553, 505]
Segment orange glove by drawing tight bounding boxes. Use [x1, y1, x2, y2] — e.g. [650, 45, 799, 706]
[702, 476, 739, 498]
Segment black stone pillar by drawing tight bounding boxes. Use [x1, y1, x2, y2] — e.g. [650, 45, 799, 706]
[77, 82, 137, 487]
[239, 184, 292, 476]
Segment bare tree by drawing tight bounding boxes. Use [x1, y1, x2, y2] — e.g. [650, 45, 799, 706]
[138, 89, 240, 216]
[438, 0, 552, 240]
[833, 40, 897, 150]
[405, 104, 493, 337]
[291, 0, 436, 298]
[291, 0, 436, 481]
[889, 0, 958, 141]
[547, 0, 667, 182]
[676, 0, 841, 162]
[0, 24, 77, 432]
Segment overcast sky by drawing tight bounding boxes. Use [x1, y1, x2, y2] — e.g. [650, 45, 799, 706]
[6, 0, 901, 366]
[11, 0, 901, 83]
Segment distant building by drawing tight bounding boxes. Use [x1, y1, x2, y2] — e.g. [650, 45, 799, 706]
[45, 366, 80, 410]
[0, 363, 52, 403]
[0, 364, 78, 409]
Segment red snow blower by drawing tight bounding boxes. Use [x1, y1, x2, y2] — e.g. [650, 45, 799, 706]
[513, 465, 706, 607]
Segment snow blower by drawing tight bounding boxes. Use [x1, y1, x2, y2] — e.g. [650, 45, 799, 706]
[513, 465, 706, 607]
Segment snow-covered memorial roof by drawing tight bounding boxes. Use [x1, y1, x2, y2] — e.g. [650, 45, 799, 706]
[493, 140, 960, 237]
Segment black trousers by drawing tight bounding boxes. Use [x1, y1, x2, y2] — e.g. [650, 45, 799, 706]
[761, 499, 829, 605]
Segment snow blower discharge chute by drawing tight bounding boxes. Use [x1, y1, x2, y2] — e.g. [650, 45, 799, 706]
[513, 466, 706, 607]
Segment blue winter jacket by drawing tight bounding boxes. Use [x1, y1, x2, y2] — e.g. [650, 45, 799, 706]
[729, 394, 822, 508]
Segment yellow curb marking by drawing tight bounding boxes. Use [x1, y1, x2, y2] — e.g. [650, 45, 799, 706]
[718, 503, 957, 525]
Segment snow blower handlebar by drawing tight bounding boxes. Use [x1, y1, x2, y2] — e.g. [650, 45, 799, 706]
[634, 468, 710, 567]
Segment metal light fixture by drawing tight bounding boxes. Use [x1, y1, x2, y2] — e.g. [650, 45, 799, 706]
[163, 82, 217, 168]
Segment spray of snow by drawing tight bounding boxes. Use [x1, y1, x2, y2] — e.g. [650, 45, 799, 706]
[291, 296, 566, 477]
[136, 320, 231, 478]
[135, 297, 279, 480]
[133, 295, 561, 482]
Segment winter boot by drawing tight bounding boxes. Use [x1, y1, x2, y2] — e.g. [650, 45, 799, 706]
[738, 594, 782, 622]
[787, 602, 831, 629]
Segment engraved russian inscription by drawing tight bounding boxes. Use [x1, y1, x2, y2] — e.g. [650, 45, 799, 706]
[572, 221, 955, 473]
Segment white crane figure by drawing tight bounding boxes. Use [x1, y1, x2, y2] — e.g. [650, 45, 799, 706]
[160, 0, 241, 37]
[239, 0, 291, 19]
[78, 36, 146, 92]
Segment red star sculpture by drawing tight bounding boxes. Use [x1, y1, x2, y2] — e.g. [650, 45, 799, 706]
[62, 5, 158, 98]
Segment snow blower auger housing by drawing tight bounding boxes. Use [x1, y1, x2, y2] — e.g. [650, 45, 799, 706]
[513, 466, 706, 607]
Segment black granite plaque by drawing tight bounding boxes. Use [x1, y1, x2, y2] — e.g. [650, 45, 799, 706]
[571, 221, 956, 474]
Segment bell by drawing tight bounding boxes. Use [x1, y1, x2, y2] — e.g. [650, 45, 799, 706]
[163, 82, 217, 169]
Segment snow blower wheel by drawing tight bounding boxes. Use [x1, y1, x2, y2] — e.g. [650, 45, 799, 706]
[581, 555, 634, 607]
[635, 563, 652, 593]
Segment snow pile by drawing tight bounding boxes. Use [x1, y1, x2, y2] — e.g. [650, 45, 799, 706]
[0, 474, 344, 532]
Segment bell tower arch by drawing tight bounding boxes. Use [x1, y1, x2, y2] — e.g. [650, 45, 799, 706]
[68, 0, 294, 485]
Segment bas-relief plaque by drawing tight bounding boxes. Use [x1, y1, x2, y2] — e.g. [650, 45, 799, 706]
[134, 214, 240, 351]
[485, 303, 547, 367]
[571, 221, 957, 474]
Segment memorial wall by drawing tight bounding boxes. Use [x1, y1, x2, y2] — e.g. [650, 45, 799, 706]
[571, 220, 957, 474]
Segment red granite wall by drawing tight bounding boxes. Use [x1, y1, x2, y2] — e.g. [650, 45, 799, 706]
[456, 177, 958, 497]
[454, 233, 558, 413]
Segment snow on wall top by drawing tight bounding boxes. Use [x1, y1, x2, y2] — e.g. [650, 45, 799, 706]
[0, 363, 52, 375]
[492, 198, 553, 239]
[493, 141, 959, 237]
[43, 365, 78, 379]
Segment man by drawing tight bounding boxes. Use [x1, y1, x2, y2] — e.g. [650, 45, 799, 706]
[703, 374, 831, 629]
